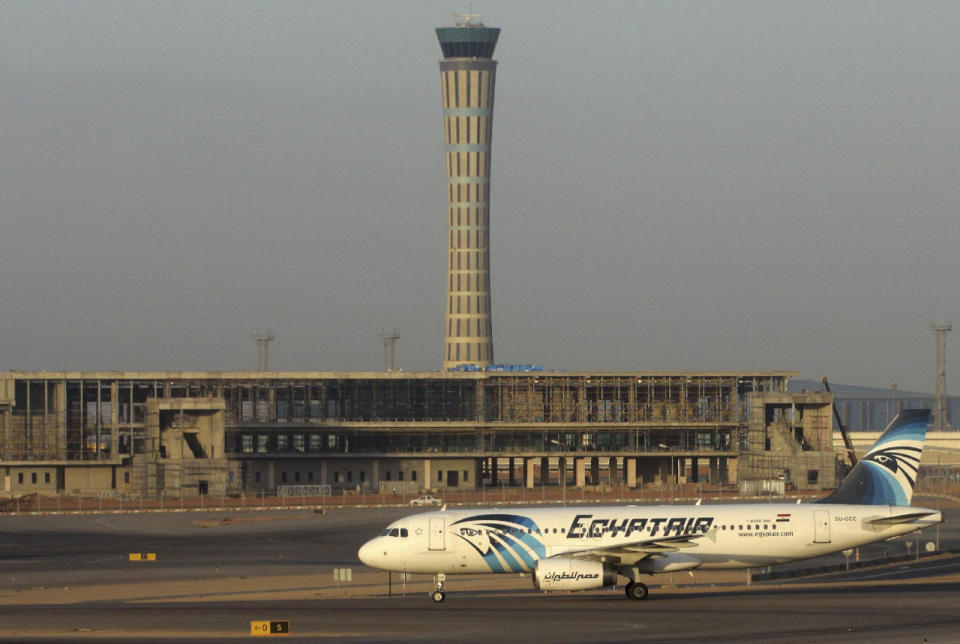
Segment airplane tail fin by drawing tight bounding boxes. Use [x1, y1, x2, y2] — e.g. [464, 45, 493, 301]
[818, 409, 930, 506]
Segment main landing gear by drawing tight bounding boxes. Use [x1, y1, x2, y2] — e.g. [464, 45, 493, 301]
[625, 581, 649, 601]
[431, 573, 446, 603]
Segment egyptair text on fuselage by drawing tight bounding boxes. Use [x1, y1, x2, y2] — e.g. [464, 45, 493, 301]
[566, 514, 714, 539]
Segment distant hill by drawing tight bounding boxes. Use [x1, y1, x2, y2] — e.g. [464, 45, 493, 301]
[789, 379, 932, 398]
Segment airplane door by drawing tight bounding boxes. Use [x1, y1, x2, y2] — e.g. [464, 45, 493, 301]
[813, 510, 831, 543]
[429, 517, 446, 551]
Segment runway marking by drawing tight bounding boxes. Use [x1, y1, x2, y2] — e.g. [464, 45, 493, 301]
[84, 556, 129, 564]
[833, 560, 960, 582]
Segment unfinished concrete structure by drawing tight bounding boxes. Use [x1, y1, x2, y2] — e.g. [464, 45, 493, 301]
[0, 375, 228, 498]
[437, 16, 499, 369]
[1, 370, 838, 498]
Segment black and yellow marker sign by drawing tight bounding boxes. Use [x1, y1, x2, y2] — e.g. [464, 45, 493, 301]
[250, 621, 290, 637]
[128, 553, 156, 561]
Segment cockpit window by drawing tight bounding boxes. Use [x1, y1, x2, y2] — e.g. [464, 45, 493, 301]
[400, 528, 409, 537]
[380, 529, 390, 536]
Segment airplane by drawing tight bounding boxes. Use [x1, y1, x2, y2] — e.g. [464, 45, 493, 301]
[358, 409, 942, 602]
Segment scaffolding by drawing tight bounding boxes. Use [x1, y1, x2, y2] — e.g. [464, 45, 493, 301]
[3, 370, 834, 496]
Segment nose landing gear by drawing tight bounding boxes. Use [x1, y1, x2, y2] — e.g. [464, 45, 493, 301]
[431, 573, 446, 603]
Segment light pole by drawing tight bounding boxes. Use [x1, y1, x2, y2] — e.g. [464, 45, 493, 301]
[936, 452, 943, 550]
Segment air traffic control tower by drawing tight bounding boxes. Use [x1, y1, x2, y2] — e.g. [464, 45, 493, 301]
[437, 16, 499, 370]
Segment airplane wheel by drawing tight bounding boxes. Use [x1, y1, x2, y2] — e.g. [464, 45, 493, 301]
[432, 590, 446, 603]
[626, 582, 648, 601]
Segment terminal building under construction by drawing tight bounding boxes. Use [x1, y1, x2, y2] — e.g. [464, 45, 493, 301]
[1, 20, 857, 501]
[1, 370, 837, 498]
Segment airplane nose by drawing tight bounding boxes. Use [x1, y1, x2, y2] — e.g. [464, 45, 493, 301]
[358, 539, 378, 567]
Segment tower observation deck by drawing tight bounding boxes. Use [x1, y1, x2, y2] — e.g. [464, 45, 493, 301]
[437, 16, 500, 370]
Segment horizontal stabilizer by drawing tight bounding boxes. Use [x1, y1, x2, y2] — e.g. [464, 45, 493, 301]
[866, 511, 938, 526]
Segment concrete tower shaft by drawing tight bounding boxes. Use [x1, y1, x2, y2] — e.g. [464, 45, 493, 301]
[437, 20, 499, 370]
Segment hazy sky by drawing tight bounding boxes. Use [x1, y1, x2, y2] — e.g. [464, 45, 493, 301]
[1, 1, 958, 391]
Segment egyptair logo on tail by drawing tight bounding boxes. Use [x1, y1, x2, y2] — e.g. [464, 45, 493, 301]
[864, 444, 922, 487]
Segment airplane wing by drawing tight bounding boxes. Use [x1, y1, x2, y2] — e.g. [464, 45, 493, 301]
[555, 530, 714, 566]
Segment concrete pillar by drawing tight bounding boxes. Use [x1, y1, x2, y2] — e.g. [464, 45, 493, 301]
[423, 459, 432, 490]
[371, 460, 380, 489]
[110, 381, 119, 459]
[58, 380, 67, 460]
[626, 457, 637, 488]
[267, 461, 276, 490]
[320, 460, 328, 486]
[722, 457, 734, 484]
[608, 457, 618, 484]
[590, 457, 600, 486]
[558, 457, 566, 487]
[658, 458, 670, 485]
[509, 457, 516, 486]
[575, 458, 586, 487]
[524, 458, 536, 489]
[710, 457, 720, 484]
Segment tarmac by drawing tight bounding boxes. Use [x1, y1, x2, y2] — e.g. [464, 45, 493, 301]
[0, 495, 957, 642]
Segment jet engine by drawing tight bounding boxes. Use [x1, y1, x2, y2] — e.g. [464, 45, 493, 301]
[533, 558, 617, 591]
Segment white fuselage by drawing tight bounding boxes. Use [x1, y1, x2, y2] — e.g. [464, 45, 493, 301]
[358, 503, 941, 575]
